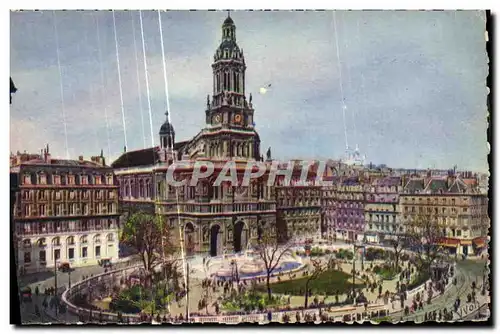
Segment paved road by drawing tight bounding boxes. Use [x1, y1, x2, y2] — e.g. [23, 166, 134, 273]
[392, 259, 489, 322]
[17, 258, 140, 324]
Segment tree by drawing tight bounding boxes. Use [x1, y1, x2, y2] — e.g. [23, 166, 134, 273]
[121, 211, 177, 274]
[303, 258, 326, 308]
[404, 213, 446, 273]
[253, 228, 292, 300]
[385, 232, 408, 273]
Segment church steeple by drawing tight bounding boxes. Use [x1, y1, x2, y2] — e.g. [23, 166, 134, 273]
[201, 15, 260, 162]
[209, 14, 247, 111]
[222, 11, 236, 41]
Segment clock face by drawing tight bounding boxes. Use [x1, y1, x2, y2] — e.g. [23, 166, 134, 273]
[214, 114, 221, 123]
[234, 114, 242, 123]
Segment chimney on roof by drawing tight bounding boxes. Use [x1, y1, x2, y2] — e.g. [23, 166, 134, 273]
[44, 144, 51, 163]
[90, 154, 105, 166]
[79, 155, 84, 161]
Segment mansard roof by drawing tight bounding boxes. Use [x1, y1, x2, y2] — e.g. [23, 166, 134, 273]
[112, 141, 190, 169]
[374, 176, 401, 187]
[404, 178, 425, 193]
[111, 147, 160, 169]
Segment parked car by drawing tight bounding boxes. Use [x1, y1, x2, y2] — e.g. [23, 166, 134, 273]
[98, 258, 112, 269]
[20, 287, 32, 302]
[58, 262, 71, 272]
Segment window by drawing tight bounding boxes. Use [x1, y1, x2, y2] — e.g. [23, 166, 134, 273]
[81, 175, 88, 185]
[39, 250, 46, 263]
[55, 191, 61, 200]
[95, 246, 101, 258]
[107, 203, 113, 213]
[463, 208, 467, 213]
[54, 249, 60, 260]
[24, 252, 31, 263]
[39, 205, 46, 216]
[38, 238, 46, 247]
[68, 248, 74, 259]
[54, 175, 61, 185]
[23, 239, 31, 248]
[457, 230, 462, 237]
[67, 236, 75, 245]
[53, 236, 61, 246]
[23, 174, 31, 184]
[95, 175, 102, 185]
[107, 234, 114, 242]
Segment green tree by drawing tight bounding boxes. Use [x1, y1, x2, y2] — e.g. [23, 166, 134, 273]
[121, 211, 176, 274]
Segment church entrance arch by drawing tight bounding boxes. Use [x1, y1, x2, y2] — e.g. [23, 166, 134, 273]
[233, 221, 248, 253]
[210, 224, 221, 257]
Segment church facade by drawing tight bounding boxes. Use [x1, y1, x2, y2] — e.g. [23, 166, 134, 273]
[112, 16, 279, 256]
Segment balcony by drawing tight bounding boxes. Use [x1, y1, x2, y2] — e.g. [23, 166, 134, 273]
[158, 201, 276, 215]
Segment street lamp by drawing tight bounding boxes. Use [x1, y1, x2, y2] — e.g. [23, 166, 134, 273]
[53, 248, 59, 317]
[351, 244, 365, 305]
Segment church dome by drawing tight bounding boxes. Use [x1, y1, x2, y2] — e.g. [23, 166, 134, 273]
[159, 121, 175, 135]
[223, 16, 234, 25]
[159, 110, 175, 135]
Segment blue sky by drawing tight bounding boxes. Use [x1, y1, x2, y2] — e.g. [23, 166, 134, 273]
[10, 10, 488, 172]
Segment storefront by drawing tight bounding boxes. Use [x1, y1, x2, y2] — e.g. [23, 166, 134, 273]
[473, 237, 488, 256]
[438, 238, 460, 255]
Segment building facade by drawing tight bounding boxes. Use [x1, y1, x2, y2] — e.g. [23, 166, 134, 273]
[11, 147, 120, 273]
[364, 176, 402, 243]
[400, 173, 489, 256]
[275, 175, 322, 243]
[334, 177, 365, 242]
[112, 15, 277, 257]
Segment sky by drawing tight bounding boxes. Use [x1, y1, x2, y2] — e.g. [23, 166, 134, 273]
[10, 10, 489, 172]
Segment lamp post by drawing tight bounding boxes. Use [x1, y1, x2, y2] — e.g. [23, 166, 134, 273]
[53, 248, 58, 317]
[185, 261, 190, 322]
[352, 244, 365, 304]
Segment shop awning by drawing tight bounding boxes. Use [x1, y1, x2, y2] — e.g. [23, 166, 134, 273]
[437, 238, 460, 247]
[473, 237, 488, 248]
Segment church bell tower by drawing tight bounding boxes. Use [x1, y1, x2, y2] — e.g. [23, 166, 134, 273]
[202, 13, 261, 161]
[206, 13, 255, 129]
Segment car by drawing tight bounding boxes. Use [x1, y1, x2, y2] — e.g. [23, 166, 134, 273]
[58, 262, 71, 272]
[20, 287, 32, 302]
[98, 258, 113, 268]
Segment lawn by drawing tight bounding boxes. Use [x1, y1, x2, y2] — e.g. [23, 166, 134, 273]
[257, 270, 365, 296]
